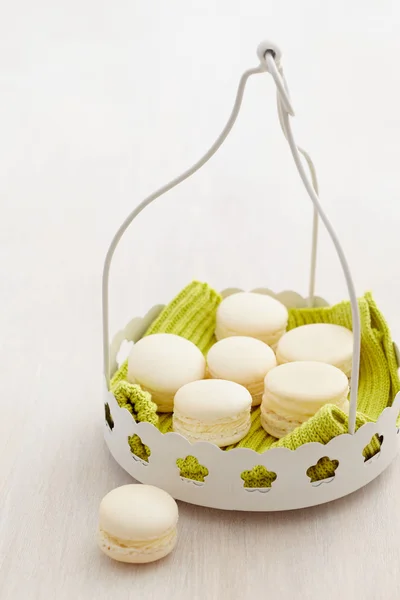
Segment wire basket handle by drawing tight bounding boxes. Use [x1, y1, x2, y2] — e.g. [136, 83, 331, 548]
[102, 40, 361, 435]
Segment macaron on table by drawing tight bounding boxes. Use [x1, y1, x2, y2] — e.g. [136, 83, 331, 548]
[101, 41, 400, 513]
[98, 485, 178, 563]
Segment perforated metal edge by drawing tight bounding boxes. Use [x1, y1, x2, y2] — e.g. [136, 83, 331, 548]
[103, 290, 400, 511]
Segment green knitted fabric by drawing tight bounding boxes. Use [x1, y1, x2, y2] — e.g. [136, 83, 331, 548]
[144, 280, 222, 354]
[228, 405, 380, 486]
[104, 403, 114, 430]
[286, 293, 399, 420]
[228, 293, 399, 484]
[111, 380, 159, 426]
[241, 465, 278, 488]
[109, 281, 220, 455]
[109, 280, 221, 410]
[176, 456, 209, 482]
[128, 434, 151, 462]
[110, 282, 399, 485]
[307, 458, 339, 482]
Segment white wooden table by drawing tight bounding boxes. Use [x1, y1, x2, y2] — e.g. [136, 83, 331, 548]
[2, 2, 400, 598]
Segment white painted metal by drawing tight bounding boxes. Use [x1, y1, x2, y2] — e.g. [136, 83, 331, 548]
[104, 292, 400, 512]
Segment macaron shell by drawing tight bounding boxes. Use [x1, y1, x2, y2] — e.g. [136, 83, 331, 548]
[127, 333, 206, 394]
[216, 292, 288, 339]
[173, 379, 252, 421]
[265, 361, 349, 404]
[206, 336, 277, 385]
[99, 484, 178, 542]
[276, 323, 353, 373]
[263, 386, 349, 420]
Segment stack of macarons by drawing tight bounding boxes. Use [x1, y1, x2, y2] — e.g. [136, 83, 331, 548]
[126, 332, 254, 447]
[127, 291, 354, 444]
[260, 361, 349, 438]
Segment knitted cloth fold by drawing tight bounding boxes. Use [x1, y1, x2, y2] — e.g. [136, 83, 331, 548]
[144, 280, 221, 353]
[110, 281, 221, 463]
[110, 282, 400, 484]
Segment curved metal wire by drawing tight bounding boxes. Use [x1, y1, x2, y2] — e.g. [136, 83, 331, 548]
[102, 47, 360, 434]
[264, 51, 360, 434]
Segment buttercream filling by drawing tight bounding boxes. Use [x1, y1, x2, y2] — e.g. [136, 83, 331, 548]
[260, 409, 303, 436]
[99, 526, 177, 554]
[215, 324, 286, 346]
[173, 409, 250, 436]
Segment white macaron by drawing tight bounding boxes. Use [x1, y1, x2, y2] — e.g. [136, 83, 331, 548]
[276, 323, 354, 376]
[215, 292, 288, 347]
[173, 379, 252, 447]
[127, 333, 206, 412]
[98, 484, 179, 564]
[261, 361, 349, 438]
[206, 336, 277, 406]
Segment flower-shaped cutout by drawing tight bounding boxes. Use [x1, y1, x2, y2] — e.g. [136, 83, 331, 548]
[128, 434, 151, 464]
[307, 457, 339, 483]
[363, 434, 384, 462]
[241, 465, 277, 489]
[104, 403, 114, 431]
[176, 456, 209, 483]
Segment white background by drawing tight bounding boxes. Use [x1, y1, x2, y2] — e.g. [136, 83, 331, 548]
[1, 1, 400, 598]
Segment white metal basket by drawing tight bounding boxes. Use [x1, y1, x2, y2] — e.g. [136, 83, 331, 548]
[101, 41, 400, 511]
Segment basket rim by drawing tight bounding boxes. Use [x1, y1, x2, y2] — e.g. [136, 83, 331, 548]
[105, 286, 400, 460]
